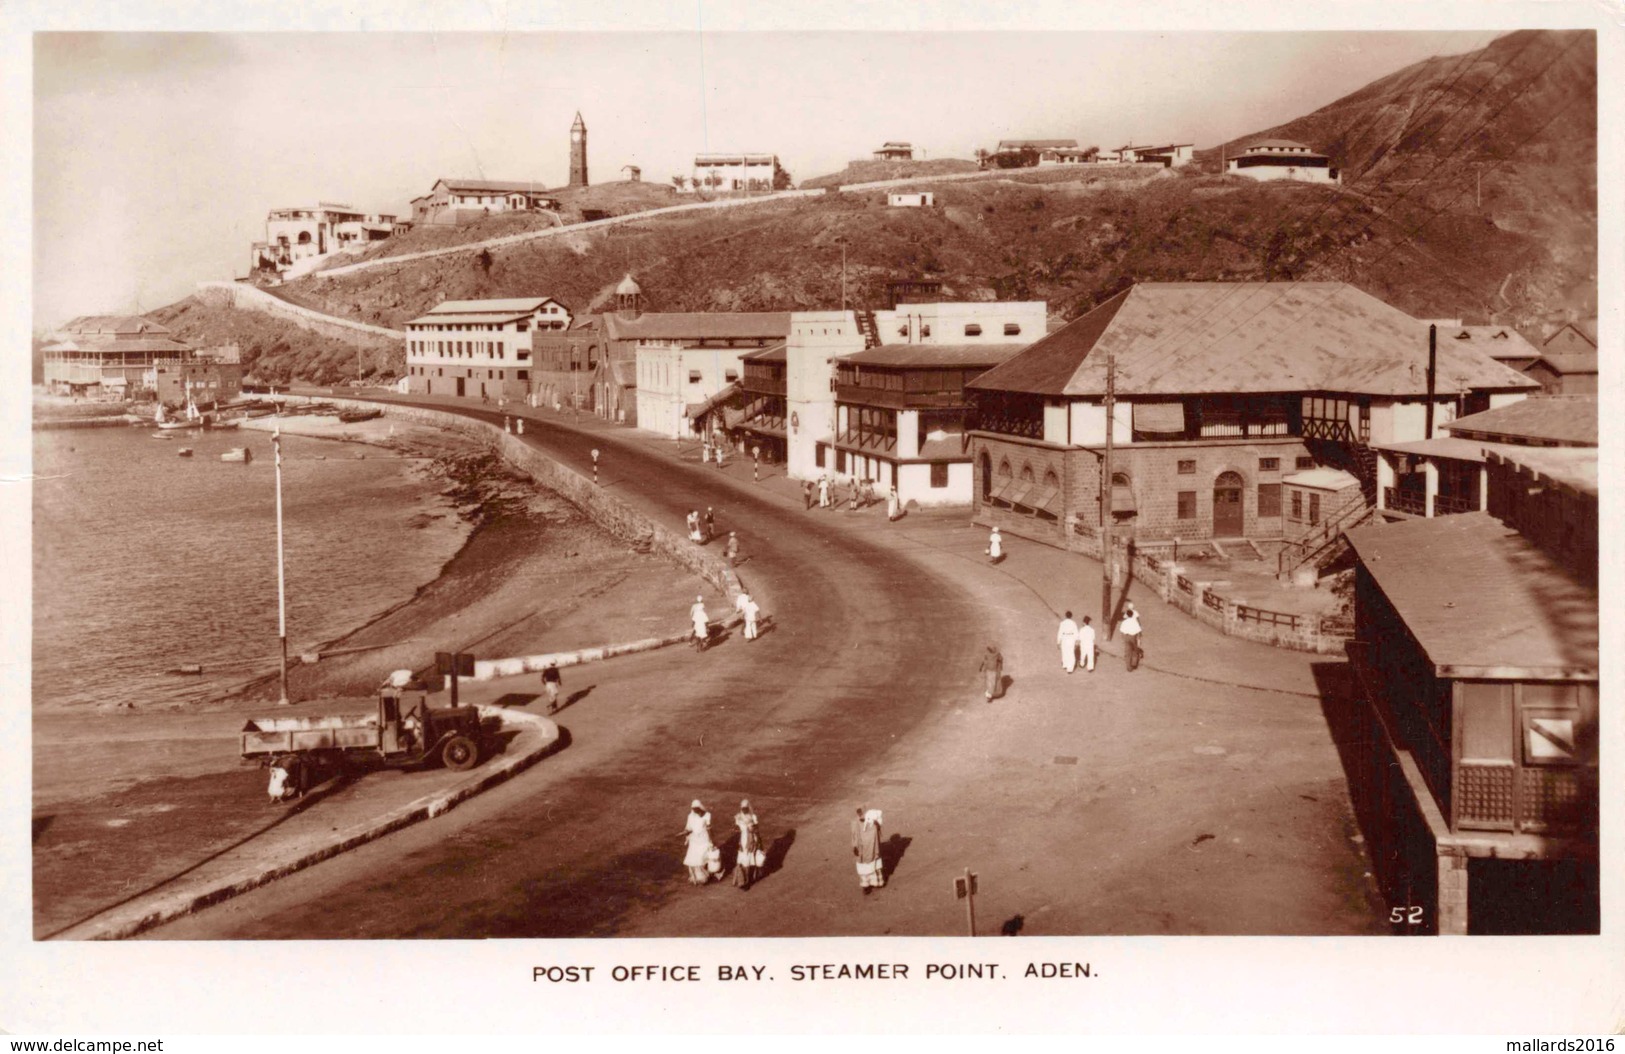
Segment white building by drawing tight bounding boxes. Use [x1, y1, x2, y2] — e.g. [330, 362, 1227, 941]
[888, 191, 934, 207]
[687, 153, 785, 193]
[1117, 143, 1195, 167]
[249, 203, 402, 277]
[403, 297, 573, 402]
[618, 312, 791, 438]
[1226, 139, 1341, 183]
[784, 311, 865, 481]
[409, 179, 561, 226]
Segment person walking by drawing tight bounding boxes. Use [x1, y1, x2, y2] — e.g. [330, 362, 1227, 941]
[733, 800, 762, 890]
[686, 510, 703, 544]
[541, 662, 562, 713]
[851, 807, 885, 894]
[886, 486, 901, 522]
[725, 531, 741, 567]
[847, 480, 859, 513]
[1120, 603, 1144, 672]
[715, 444, 726, 469]
[979, 644, 1004, 702]
[682, 800, 714, 885]
[818, 474, 830, 509]
[1057, 610, 1080, 673]
[735, 590, 761, 641]
[690, 595, 710, 652]
[1079, 615, 1097, 673]
[987, 526, 1003, 565]
[703, 506, 716, 544]
[803, 480, 814, 511]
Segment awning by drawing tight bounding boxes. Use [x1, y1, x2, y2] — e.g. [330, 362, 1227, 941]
[989, 479, 1016, 503]
[686, 382, 741, 419]
[1030, 484, 1060, 514]
[1112, 483, 1136, 513]
[1132, 401, 1185, 435]
[1006, 479, 1035, 507]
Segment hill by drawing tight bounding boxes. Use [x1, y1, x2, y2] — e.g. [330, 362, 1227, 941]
[1205, 28, 1596, 317]
[151, 30, 1595, 385]
[801, 158, 981, 189]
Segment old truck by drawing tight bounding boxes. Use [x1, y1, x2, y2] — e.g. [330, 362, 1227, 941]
[241, 677, 485, 775]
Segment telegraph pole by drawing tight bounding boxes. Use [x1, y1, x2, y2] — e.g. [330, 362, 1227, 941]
[1100, 348, 1117, 637]
[273, 425, 290, 705]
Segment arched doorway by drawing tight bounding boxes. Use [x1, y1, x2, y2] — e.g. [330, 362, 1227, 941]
[1213, 471, 1245, 537]
[980, 452, 992, 502]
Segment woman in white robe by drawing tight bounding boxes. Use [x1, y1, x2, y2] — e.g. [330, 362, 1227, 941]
[682, 801, 713, 884]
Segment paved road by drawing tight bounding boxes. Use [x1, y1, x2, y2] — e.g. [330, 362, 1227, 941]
[149, 398, 992, 938]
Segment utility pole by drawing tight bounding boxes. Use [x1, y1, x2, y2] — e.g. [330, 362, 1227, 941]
[272, 425, 290, 706]
[1100, 348, 1117, 637]
[840, 240, 847, 313]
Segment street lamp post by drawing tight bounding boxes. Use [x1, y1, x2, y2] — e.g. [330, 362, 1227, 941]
[272, 426, 290, 705]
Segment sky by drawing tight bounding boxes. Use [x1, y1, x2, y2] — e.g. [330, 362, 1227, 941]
[28, 27, 1498, 330]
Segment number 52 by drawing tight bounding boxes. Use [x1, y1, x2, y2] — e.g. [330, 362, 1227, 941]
[1390, 906, 1424, 925]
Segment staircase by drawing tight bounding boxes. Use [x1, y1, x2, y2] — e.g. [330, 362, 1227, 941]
[1278, 501, 1375, 578]
[856, 310, 881, 350]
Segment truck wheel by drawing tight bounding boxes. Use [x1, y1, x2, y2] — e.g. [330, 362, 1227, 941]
[442, 735, 479, 771]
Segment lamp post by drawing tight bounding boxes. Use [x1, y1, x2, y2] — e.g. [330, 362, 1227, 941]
[272, 425, 290, 705]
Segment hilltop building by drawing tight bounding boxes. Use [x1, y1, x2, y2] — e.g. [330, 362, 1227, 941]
[983, 138, 1077, 167]
[873, 142, 916, 161]
[249, 204, 404, 278]
[685, 153, 785, 193]
[964, 282, 1535, 552]
[1225, 139, 1341, 183]
[888, 192, 934, 207]
[403, 297, 572, 402]
[570, 112, 589, 187]
[1108, 143, 1195, 167]
[410, 180, 561, 226]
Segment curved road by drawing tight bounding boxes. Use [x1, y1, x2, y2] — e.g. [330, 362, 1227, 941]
[148, 398, 992, 938]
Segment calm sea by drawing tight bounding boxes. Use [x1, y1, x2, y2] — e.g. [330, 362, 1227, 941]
[31, 425, 468, 711]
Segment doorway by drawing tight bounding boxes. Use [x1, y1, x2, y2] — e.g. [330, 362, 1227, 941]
[1213, 471, 1245, 537]
[456, 377, 466, 397]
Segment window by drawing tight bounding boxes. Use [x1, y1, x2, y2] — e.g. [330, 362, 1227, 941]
[517, 370, 529, 381]
[1308, 493, 1322, 525]
[725, 369, 739, 382]
[930, 463, 949, 488]
[1290, 490, 1303, 521]
[964, 324, 982, 337]
[921, 325, 931, 337]
[1259, 458, 1280, 472]
[1003, 323, 1021, 336]
[1178, 491, 1197, 519]
[1296, 456, 1315, 470]
[688, 370, 702, 384]
[815, 444, 826, 469]
[1258, 483, 1282, 518]
[836, 450, 847, 473]
[1177, 459, 1196, 474]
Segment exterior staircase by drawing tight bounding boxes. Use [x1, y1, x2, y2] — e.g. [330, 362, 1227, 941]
[856, 309, 881, 350]
[1278, 501, 1375, 578]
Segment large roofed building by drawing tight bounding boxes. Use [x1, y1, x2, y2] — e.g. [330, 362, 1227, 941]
[411, 179, 561, 226]
[1225, 138, 1341, 183]
[965, 282, 1536, 554]
[403, 297, 572, 401]
[615, 310, 791, 439]
[41, 316, 195, 399]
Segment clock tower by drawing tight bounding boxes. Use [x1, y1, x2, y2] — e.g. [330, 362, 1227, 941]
[569, 112, 588, 188]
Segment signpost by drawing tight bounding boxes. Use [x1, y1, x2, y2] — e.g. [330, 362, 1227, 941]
[953, 867, 980, 937]
[591, 448, 601, 485]
[436, 651, 476, 709]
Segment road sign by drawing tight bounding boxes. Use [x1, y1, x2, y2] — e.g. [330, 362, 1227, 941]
[436, 652, 475, 677]
[954, 872, 979, 899]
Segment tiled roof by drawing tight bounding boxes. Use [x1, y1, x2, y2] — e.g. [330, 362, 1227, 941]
[1345, 512, 1597, 678]
[61, 315, 175, 337]
[967, 282, 1538, 398]
[603, 312, 791, 342]
[1443, 395, 1597, 446]
[1444, 325, 1542, 362]
[837, 342, 1028, 368]
[1243, 138, 1315, 151]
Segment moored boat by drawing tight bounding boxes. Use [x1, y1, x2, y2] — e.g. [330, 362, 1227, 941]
[220, 447, 253, 463]
[177, 448, 193, 458]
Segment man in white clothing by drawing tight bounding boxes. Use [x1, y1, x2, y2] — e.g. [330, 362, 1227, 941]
[1056, 610, 1080, 673]
[1120, 603, 1144, 671]
[1078, 615, 1097, 672]
[690, 595, 710, 652]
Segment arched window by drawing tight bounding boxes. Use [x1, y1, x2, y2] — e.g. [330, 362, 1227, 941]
[1043, 469, 1060, 488]
[1020, 464, 1035, 482]
[980, 452, 993, 501]
[998, 459, 1012, 478]
[296, 231, 311, 244]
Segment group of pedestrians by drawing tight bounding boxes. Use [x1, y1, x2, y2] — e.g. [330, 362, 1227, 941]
[685, 507, 716, 544]
[805, 475, 883, 513]
[679, 799, 886, 896]
[1055, 603, 1144, 674]
[682, 799, 765, 890]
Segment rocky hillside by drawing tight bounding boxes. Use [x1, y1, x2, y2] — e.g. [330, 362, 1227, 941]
[1206, 28, 1596, 317]
[801, 158, 981, 189]
[151, 30, 1594, 385]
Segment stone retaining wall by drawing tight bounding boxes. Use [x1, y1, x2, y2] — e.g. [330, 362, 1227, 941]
[196, 281, 405, 341]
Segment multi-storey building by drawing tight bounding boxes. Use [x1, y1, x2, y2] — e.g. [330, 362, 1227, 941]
[620, 311, 791, 439]
[249, 204, 401, 276]
[781, 311, 865, 482]
[403, 297, 572, 401]
[965, 282, 1536, 552]
[41, 316, 196, 399]
[686, 153, 785, 193]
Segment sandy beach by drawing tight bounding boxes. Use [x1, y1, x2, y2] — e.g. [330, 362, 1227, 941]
[33, 415, 714, 935]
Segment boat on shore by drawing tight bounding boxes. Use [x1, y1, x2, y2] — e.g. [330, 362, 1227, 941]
[338, 408, 383, 424]
[220, 447, 253, 463]
[177, 448, 193, 458]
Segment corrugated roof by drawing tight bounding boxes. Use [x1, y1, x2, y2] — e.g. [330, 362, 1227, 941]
[1485, 447, 1598, 497]
[1281, 467, 1360, 490]
[428, 298, 558, 315]
[437, 178, 555, 194]
[1371, 436, 1493, 463]
[1443, 395, 1597, 446]
[1345, 513, 1596, 677]
[1446, 325, 1542, 361]
[968, 283, 1538, 399]
[1243, 139, 1315, 151]
[741, 342, 788, 363]
[1532, 350, 1598, 375]
[61, 315, 175, 337]
[838, 342, 1028, 368]
[603, 312, 790, 342]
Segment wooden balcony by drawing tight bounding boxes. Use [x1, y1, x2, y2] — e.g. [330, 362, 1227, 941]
[835, 384, 968, 410]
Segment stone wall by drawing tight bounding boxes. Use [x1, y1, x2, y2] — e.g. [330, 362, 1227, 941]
[197, 281, 405, 342]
